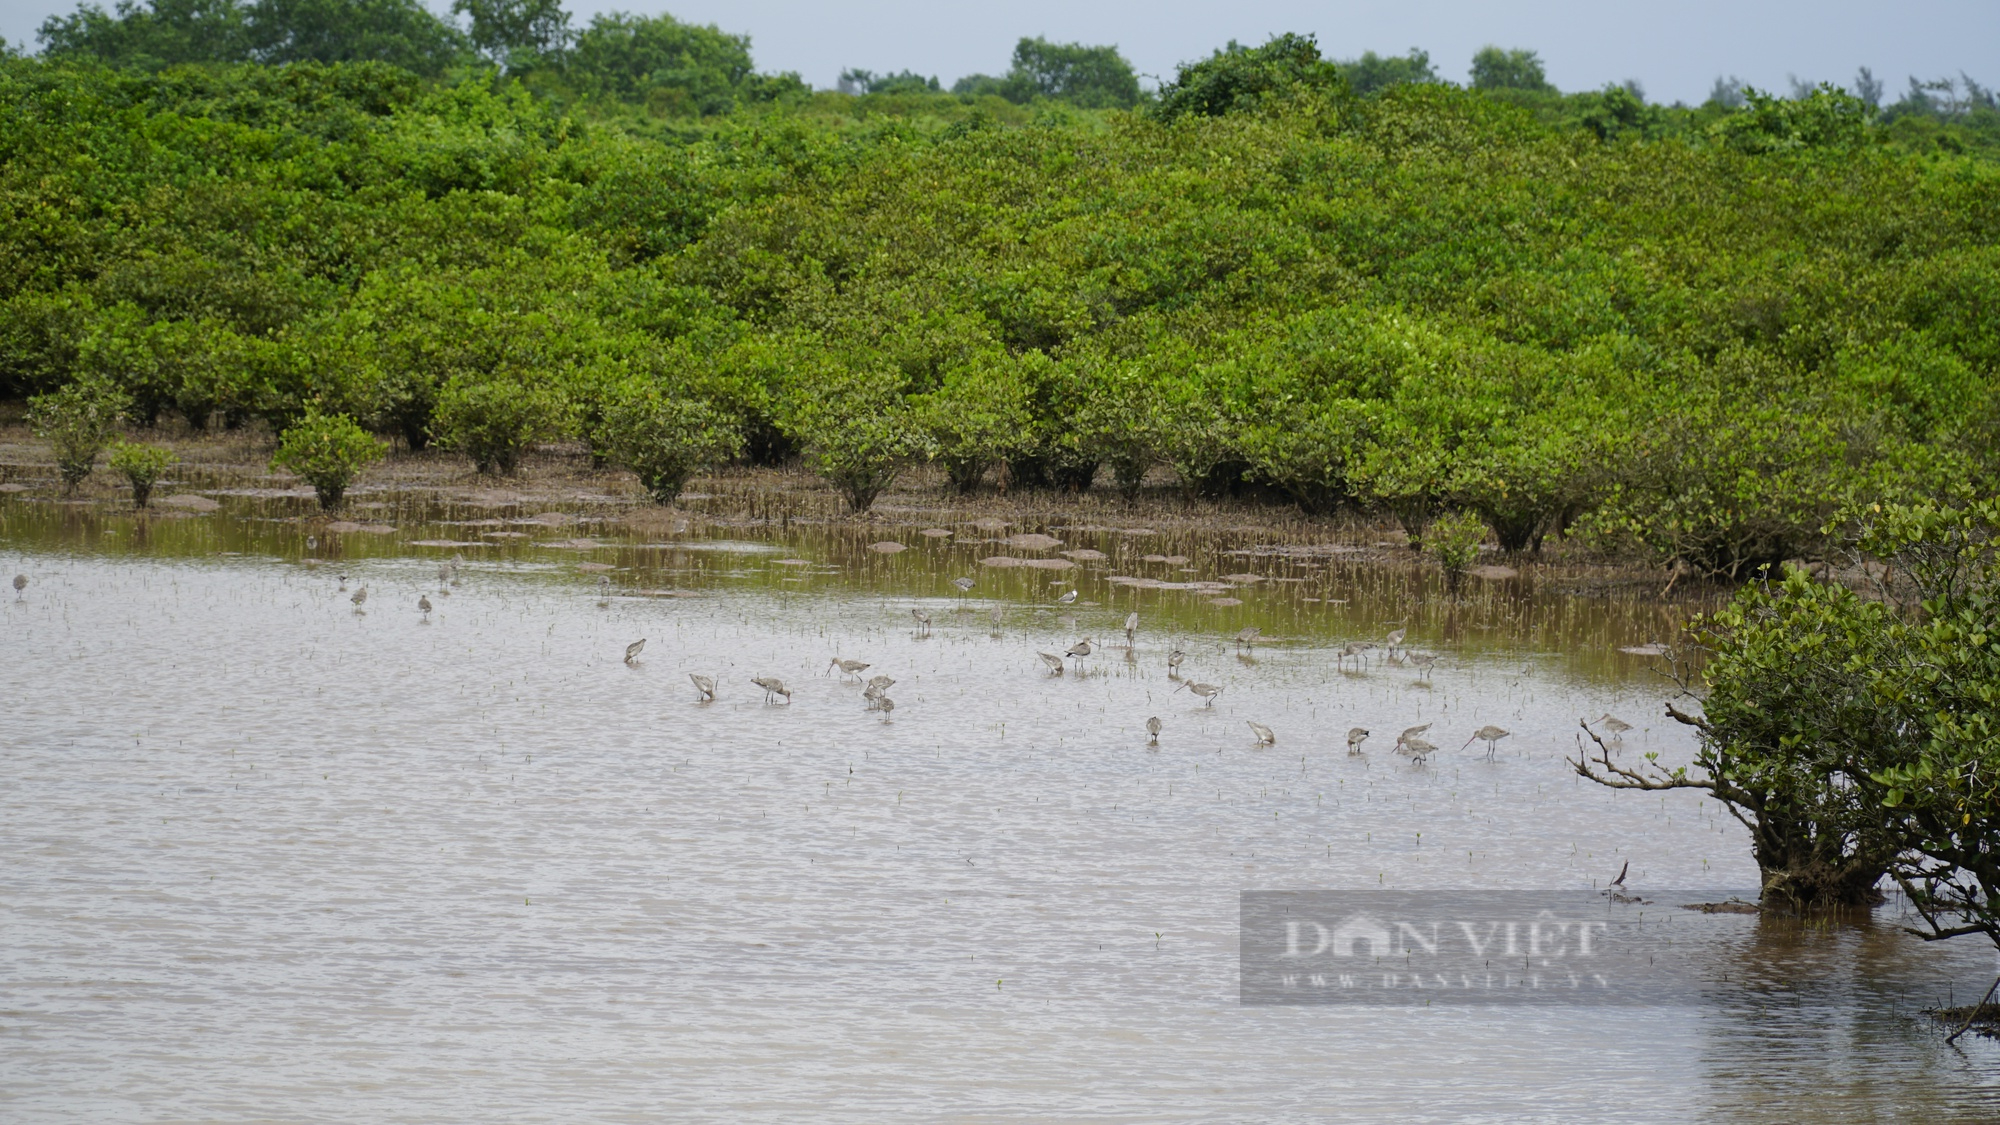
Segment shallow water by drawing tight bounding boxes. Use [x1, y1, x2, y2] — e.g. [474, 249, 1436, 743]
[4, 494, 1998, 1123]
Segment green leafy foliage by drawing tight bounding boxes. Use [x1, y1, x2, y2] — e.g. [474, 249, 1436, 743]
[1336, 49, 1439, 97]
[1424, 508, 1487, 595]
[107, 438, 178, 506]
[1581, 502, 2000, 932]
[26, 376, 131, 490]
[271, 408, 383, 508]
[792, 374, 921, 512]
[1153, 32, 1347, 121]
[1468, 46, 1552, 92]
[600, 383, 743, 503]
[0, 35, 1996, 540]
[431, 376, 565, 475]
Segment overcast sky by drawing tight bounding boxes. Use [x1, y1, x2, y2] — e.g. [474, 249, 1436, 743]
[7, 0, 1996, 107]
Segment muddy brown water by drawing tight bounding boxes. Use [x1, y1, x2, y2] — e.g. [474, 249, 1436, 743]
[4, 492, 1998, 1123]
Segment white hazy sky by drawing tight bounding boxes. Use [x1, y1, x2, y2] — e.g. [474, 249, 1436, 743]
[6, 0, 1996, 107]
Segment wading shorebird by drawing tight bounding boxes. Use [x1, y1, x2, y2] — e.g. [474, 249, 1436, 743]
[1038, 652, 1066, 675]
[1385, 627, 1407, 655]
[1408, 652, 1439, 680]
[951, 576, 975, 594]
[751, 677, 791, 704]
[689, 674, 715, 701]
[828, 658, 871, 679]
[910, 608, 931, 634]
[1176, 681, 1222, 707]
[12, 574, 26, 600]
[1347, 727, 1370, 754]
[990, 606, 1005, 630]
[1234, 626, 1261, 650]
[624, 639, 646, 665]
[350, 587, 368, 611]
[1167, 648, 1186, 674]
[1147, 716, 1162, 745]
[1055, 589, 1078, 605]
[1395, 723, 1432, 751]
[1336, 641, 1376, 670]
[1065, 637, 1095, 667]
[876, 696, 896, 722]
[1404, 737, 1437, 766]
[438, 564, 451, 591]
[864, 674, 895, 697]
[417, 595, 432, 620]
[1592, 713, 1633, 739]
[1462, 724, 1511, 759]
[1248, 721, 1276, 746]
[1125, 612, 1140, 645]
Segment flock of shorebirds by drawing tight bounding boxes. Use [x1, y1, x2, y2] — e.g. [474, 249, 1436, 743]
[15, 560, 1645, 758]
[20, 561, 1643, 758]
[606, 574, 1632, 763]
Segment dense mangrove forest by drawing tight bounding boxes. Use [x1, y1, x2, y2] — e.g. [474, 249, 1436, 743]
[5, 6, 1999, 574]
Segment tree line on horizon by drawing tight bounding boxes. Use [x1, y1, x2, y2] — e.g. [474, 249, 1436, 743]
[16, 0, 2000, 148]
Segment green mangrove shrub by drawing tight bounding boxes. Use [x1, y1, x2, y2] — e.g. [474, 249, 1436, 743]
[914, 356, 1035, 494]
[107, 440, 178, 507]
[432, 378, 566, 475]
[272, 411, 386, 510]
[27, 377, 130, 491]
[796, 397, 921, 512]
[1578, 502, 2000, 917]
[1426, 508, 1488, 595]
[601, 388, 744, 503]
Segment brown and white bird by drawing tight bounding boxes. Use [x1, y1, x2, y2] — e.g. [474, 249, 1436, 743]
[751, 677, 791, 704]
[624, 639, 646, 665]
[1234, 626, 1261, 649]
[1385, 627, 1407, 654]
[1404, 737, 1436, 765]
[1408, 652, 1439, 679]
[1346, 727, 1370, 754]
[1336, 641, 1375, 669]
[1125, 612, 1140, 645]
[417, 595, 432, 620]
[1065, 637, 1095, 666]
[1037, 652, 1065, 675]
[1055, 589, 1078, 605]
[876, 696, 896, 721]
[689, 674, 716, 701]
[1395, 723, 1432, 750]
[1147, 716, 1162, 744]
[910, 608, 931, 633]
[1462, 724, 1511, 758]
[951, 576, 975, 593]
[828, 658, 871, 679]
[1247, 721, 1275, 746]
[1593, 713, 1633, 739]
[864, 674, 895, 697]
[13, 573, 27, 600]
[1167, 648, 1186, 674]
[1176, 681, 1222, 707]
[350, 587, 368, 611]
